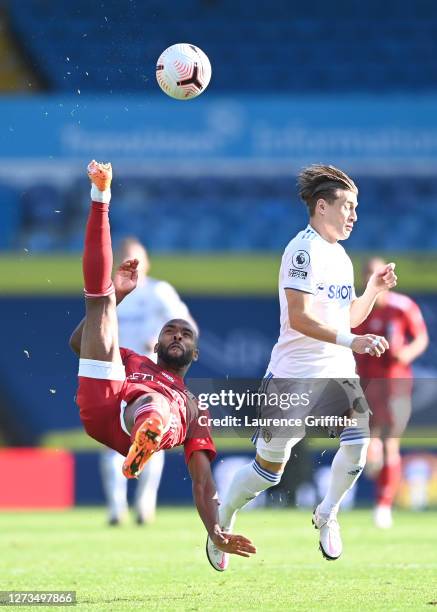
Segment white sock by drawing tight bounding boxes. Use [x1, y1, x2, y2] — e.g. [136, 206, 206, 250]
[219, 460, 282, 530]
[91, 183, 111, 204]
[318, 442, 368, 516]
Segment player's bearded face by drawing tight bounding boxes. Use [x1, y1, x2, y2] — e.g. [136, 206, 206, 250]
[156, 321, 198, 368]
[157, 340, 195, 367]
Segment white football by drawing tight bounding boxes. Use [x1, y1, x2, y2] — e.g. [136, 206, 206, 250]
[156, 43, 212, 100]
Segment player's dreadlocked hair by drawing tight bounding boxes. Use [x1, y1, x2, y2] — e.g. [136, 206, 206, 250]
[298, 164, 358, 217]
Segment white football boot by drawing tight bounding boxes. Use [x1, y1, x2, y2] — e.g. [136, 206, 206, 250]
[206, 535, 229, 571]
[373, 504, 393, 529]
[312, 505, 342, 560]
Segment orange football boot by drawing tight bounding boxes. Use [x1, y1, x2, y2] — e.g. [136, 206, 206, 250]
[87, 160, 112, 191]
[122, 415, 164, 479]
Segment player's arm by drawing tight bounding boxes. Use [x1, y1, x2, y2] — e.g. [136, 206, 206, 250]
[187, 450, 256, 557]
[69, 258, 139, 356]
[395, 329, 429, 365]
[394, 302, 429, 365]
[350, 262, 397, 327]
[286, 289, 388, 357]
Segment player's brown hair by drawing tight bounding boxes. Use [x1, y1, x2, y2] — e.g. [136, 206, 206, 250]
[298, 164, 358, 217]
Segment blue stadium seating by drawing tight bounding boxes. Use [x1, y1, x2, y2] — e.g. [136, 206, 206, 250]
[2, 175, 437, 253]
[8, 0, 437, 92]
[5, 1, 437, 253]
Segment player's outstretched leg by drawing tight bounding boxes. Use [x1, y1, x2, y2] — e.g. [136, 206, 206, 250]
[206, 455, 283, 571]
[374, 438, 402, 529]
[80, 160, 120, 363]
[122, 393, 170, 479]
[313, 433, 369, 560]
[207, 430, 303, 571]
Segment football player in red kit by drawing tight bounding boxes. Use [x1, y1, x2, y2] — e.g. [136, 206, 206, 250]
[69, 160, 256, 561]
[354, 257, 429, 528]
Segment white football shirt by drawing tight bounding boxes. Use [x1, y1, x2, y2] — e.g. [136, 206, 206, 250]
[267, 224, 358, 378]
[117, 277, 191, 359]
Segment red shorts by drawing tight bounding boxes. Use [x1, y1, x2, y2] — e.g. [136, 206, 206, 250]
[76, 359, 171, 456]
[77, 376, 131, 456]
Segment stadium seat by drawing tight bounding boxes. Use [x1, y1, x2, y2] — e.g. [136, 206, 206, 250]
[8, 1, 437, 92]
[1, 173, 436, 253]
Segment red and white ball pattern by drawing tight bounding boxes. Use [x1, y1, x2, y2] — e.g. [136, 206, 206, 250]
[156, 43, 212, 100]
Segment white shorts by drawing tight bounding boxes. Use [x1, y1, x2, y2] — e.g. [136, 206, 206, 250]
[253, 374, 370, 464]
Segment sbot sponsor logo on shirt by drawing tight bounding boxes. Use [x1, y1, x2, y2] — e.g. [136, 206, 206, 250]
[292, 250, 310, 269]
[288, 269, 308, 279]
[327, 284, 353, 300]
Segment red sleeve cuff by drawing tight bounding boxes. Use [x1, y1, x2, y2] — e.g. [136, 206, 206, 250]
[183, 437, 217, 464]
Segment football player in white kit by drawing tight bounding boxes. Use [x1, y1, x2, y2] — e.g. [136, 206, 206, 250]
[207, 165, 397, 570]
[100, 237, 193, 525]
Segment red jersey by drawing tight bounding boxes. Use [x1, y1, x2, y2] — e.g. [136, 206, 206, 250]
[120, 348, 215, 460]
[77, 348, 216, 463]
[354, 292, 427, 378]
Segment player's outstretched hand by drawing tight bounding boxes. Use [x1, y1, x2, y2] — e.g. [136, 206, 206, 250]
[368, 262, 398, 293]
[352, 334, 389, 357]
[114, 258, 139, 299]
[211, 531, 257, 558]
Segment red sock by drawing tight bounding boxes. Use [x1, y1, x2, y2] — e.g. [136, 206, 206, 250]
[83, 202, 114, 298]
[376, 460, 402, 506]
[130, 407, 165, 443]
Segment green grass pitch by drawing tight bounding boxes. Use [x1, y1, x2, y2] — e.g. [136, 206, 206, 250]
[1, 507, 436, 610]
